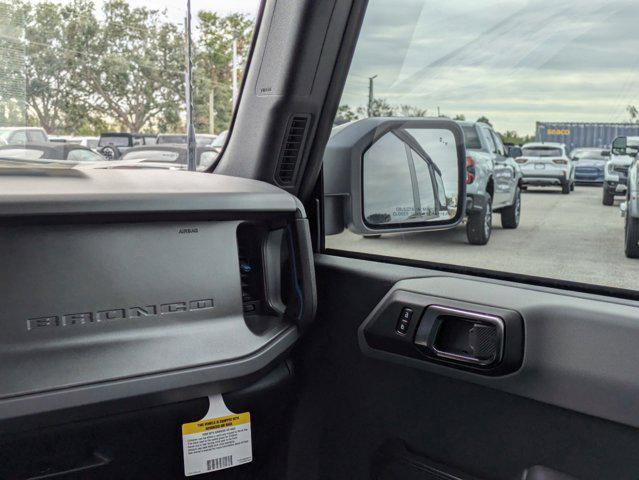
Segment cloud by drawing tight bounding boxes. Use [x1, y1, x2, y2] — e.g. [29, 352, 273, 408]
[341, 0, 639, 133]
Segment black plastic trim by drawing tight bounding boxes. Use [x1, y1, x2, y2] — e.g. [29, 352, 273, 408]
[324, 248, 639, 302]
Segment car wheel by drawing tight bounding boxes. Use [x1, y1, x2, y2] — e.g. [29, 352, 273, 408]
[561, 180, 570, 194]
[100, 146, 118, 160]
[501, 187, 521, 229]
[625, 211, 639, 258]
[467, 196, 492, 245]
[602, 184, 614, 205]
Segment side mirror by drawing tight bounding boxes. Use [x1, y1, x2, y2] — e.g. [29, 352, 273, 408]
[323, 118, 466, 236]
[507, 146, 522, 158]
[612, 136, 628, 156]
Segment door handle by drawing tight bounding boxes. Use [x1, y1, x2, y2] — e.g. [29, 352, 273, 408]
[414, 305, 504, 366]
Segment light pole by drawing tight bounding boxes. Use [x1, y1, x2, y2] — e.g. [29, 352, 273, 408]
[367, 75, 377, 117]
[184, 0, 196, 171]
[231, 38, 239, 111]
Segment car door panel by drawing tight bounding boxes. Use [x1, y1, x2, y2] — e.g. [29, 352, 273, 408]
[285, 254, 639, 480]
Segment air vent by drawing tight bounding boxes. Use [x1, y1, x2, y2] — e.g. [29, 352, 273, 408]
[237, 224, 266, 315]
[276, 114, 311, 185]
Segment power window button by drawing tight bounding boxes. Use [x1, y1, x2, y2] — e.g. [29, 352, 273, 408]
[396, 307, 413, 335]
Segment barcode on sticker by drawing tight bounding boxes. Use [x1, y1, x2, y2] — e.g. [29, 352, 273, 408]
[207, 455, 233, 471]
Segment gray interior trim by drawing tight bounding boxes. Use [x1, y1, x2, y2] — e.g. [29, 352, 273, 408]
[0, 170, 299, 217]
[0, 326, 297, 421]
[317, 254, 639, 428]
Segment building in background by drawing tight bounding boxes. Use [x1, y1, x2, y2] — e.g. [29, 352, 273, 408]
[535, 122, 639, 154]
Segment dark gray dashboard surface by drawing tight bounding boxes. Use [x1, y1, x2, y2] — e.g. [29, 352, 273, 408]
[0, 169, 300, 216]
[0, 170, 306, 420]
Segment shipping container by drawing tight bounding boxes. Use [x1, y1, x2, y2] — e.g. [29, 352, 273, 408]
[535, 122, 639, 154]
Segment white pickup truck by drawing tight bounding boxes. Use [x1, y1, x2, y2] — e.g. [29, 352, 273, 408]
[603, 136, 638, 205]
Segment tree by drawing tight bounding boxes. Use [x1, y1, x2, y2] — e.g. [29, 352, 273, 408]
[398, 105, 428, 117]
[8, 0, 96, 133]
[335, 104, 359, 124]
[74, 0, 185, 133]
[453, 114, 465, 121]
[500, 130, 534, 145]
[627, 105, 639, 124]
[194, 12, 254, 134]
[477, 115, 492, 126]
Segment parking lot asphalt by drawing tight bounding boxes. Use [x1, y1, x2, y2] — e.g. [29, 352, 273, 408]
[326, 185, 638, 290]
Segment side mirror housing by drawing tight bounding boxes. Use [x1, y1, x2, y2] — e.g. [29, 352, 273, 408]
[323, 118, 466, 237]
[507, 146, 522, 158]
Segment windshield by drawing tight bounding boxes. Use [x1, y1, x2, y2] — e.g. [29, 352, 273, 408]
[157, 135, 187, 144]
[122, 150, 182, 162]
[0, 130, 14, 141]
[99, 137, 130, 147]
[522, 147, 563, 157]
[461, 126, 482, 150]
[1, 0, 257, 170]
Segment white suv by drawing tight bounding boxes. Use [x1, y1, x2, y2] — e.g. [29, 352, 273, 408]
[602, 136, 638, 205]
[516, 142, 574, 194]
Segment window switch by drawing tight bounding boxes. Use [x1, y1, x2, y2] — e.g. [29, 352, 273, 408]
[396, 307, 413, 335]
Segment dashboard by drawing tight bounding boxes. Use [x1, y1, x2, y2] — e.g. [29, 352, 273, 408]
[0, 169, 316, 420]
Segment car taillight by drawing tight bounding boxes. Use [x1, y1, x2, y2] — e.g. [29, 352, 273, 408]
[552, 159, 568, 165]
[515, 157, 527, 164]
[466, 156, 475, 184]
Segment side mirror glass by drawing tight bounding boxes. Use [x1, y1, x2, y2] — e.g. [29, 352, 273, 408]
[507, 146, 522, 158]
[612, 136, 628, 156]
[323, 118, 465, 236]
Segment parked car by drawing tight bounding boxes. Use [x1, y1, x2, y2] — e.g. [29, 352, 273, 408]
[106, 144, 220, 170]
[516, 142, 574, 194]
[69, 136, 100, 150]
[0, 142, 104, 164]
[156, 133, 218, 146]
[0, 127, 48, 144]
[603, 136, 638, 205]
[571, 148, 609, 185]
[210, 130, 228, 154]
[459, 121, 523, 244]
[621, 156, 639, 258]
[97, 132, 153, 160]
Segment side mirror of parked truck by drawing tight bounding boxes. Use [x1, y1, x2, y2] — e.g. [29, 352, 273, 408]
[323, 118, 466, 238]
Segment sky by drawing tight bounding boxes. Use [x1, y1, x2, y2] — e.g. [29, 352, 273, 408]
[340, 0, 639, 135]
[124, 0, 257, 18]
[21, 0, 639, 136]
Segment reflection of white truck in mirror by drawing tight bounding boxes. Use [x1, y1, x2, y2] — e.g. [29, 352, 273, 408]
[603, 136, 639, 206]
[322, 118, 467, 241]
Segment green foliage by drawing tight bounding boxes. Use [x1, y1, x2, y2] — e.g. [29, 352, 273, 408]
[452, 114, 465, 121]
[335, 104, 359, 124]
[1, 0, 255, 135]
[194, 11, 253, 134]
[335, 99, 429, 123]
[476, 115, 492, 126]
[500, 130, 534, 145]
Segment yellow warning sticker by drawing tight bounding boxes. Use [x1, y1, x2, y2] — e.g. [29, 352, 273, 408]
[182, 395, 252, 476]
[182, 412, 250, 435]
